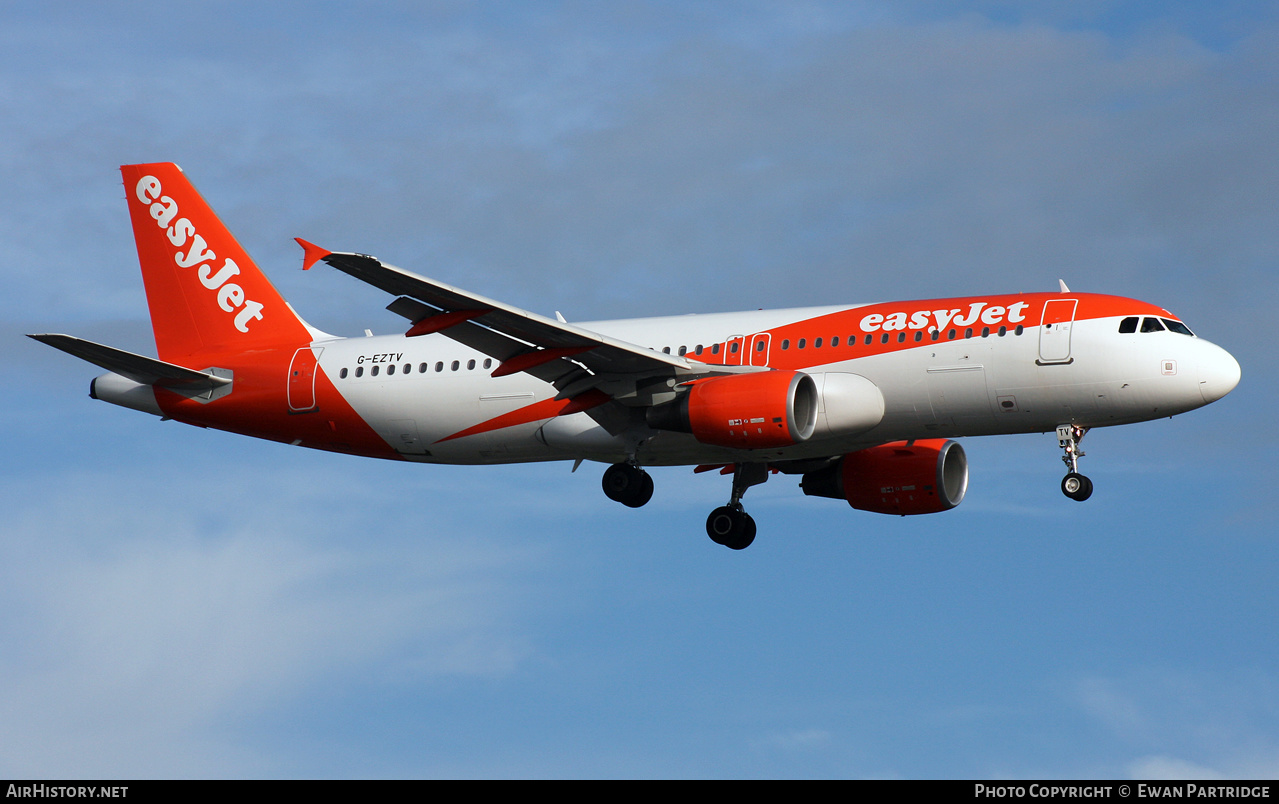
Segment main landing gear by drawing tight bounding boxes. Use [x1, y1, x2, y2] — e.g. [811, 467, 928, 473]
[600, 461, 766, 550]
[1056, 424, 1093, 502]
[706, 463, 768, 551]
[602, 462, 653, 508]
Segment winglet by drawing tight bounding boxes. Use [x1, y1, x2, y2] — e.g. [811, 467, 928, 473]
[295, 238, 331, 271]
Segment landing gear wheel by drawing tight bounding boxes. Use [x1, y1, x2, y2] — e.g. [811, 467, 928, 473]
[706, 505, 756, 550]
[1055, 424, 1093, 502]
[1061, 472, 1093, 502]
[602, 463, 653, 508]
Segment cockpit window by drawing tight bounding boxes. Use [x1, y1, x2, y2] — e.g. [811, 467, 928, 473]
[1140, 317, 1165, 333]
[1162, 318, 1195, 336]
[1118, 317, 1138, 334]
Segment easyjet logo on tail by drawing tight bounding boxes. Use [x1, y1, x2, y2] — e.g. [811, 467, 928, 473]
[134, 175, 265, 333]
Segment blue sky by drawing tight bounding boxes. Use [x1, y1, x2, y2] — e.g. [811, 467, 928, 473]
[2, 0, 1276, 778]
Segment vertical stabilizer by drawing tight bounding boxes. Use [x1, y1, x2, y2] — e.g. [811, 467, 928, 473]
[120, 163, 312, 361]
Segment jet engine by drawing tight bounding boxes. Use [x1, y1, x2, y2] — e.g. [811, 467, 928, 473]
[646, 370, 818, 449]
[800, 439, 968, 515]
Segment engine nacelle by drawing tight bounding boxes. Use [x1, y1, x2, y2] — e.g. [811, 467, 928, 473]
[647, 370, 818, 449]
[800, 439, 968, 515]
[808, 372, 885, 438]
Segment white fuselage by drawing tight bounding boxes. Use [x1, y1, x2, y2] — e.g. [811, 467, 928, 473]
[312, 303, 1237, 466]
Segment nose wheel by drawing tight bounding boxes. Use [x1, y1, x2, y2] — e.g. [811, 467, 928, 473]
[1061, 472, 1093, 501]
[1056, 424, 1093, 502]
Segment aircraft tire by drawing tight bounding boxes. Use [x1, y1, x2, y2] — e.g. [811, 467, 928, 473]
[602, 463, 653, 508]
[706, 505, 756, 549]
[726, 514, 756, 550]
[631, 471, 655, 508]
[1061, 472, 1093, 502]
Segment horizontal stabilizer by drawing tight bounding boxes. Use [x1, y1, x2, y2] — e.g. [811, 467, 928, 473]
[28, 334, 231, 391]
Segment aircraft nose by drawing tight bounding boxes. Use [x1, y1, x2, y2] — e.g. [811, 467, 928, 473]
[1199, 344, 1241, 404]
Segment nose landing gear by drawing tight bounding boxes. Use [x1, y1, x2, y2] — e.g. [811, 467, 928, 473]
[1056, 424, 1093, 502]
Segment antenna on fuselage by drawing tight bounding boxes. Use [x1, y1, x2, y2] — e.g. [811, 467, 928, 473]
[1058, 279, 1071, 293]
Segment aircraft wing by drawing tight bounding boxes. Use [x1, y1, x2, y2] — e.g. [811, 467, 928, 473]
[299, 240, 757, 393]
[28, 334, 231, 392]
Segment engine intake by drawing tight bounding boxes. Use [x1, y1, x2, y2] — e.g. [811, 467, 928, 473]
[800, 439, 968, 515]
[647, 370, 818, 449]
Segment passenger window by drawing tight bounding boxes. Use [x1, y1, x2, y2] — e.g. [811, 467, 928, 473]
[1141, 317, 1165, 333]
[998, 326, 1007, 336]
[371, 365, 379, 376]
[948, 329, 957, 340]
[897, 332, 906, 343]
[756, 340, 765, 352]
[981, 327, 990, 338]
[832, 336, 840, 347]
[931, 330, 940, 341]
[798, 338, 806, 349]
[419, 363, 428, 373]
[403, 364, 410, 374]
[864, 334, 873, 345]
[964, 328, 973, 339]
[695, 345, 704, 355]
[815, 337, 823, 348]
[340, 368, 348, 379]
[1162, 319, 1195, 336]
[1119, 317, 1139, 334]
[730, 342, 739, 354]
[712, 343, 721, 355]
[881, 333, 889, 344]
[1015, 325, 1024, 335]
[467, 359, 476, 370]
[387, 364, 395, 375]
[435, 362, 443, 372]
[781, 339, 790, 350]
[355, 366, 363, 378]
[678, 346, 687, 356]
[483, 358, 492, 369]
[451, 360, 459, 371]
[662, 347, 671, 354]
[914, 331, 923, 342]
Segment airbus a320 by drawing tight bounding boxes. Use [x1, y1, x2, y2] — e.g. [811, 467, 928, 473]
[32, 163, 1241, 549]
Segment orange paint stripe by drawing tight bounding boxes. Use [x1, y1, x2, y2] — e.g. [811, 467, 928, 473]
[436, 389, 610, 443]
[681, 292, 1172, 371]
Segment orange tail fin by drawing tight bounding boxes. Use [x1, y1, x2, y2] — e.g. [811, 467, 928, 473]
[121, 163, 312, 362]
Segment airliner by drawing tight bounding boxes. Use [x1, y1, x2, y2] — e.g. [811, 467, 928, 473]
[31, 163, 1241, 549]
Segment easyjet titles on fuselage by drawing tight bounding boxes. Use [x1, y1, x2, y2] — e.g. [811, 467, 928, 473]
[134, 175, 265, 333]
[859, 301, 1032, 334]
